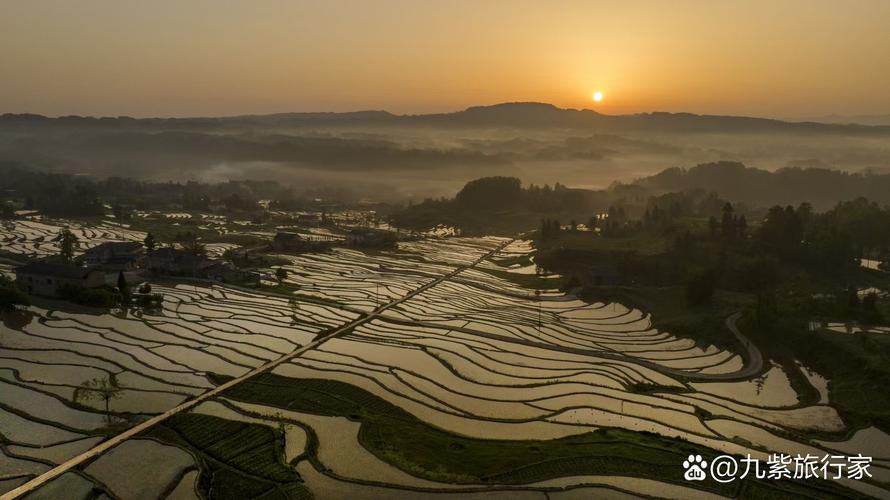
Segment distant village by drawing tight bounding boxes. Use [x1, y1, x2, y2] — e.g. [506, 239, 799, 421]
[11, 227, 400, 308]
[0, 171, 440, 311]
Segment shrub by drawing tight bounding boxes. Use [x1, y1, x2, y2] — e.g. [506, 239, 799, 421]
[0, 285, 30, 309]
[59, 284, 121, 308]
[75, 288, 121, 308]
[133, 293, 164, 308]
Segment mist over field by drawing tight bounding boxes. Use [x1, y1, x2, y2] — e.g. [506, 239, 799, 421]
[4, 103, 890, 203]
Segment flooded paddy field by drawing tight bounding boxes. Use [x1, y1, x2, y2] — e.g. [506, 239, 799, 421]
[0, 218, 144, 258]
[270, 237, 504, 312]
[0, 277, 360, 495]
[1, 237, 886, 499]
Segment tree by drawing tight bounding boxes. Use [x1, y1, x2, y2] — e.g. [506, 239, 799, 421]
[454, 176, 522, 210]
[737, 215, 748, 238]
[708, 216, 719, 238]
[59, 285, 120, 308]
[797, 202, 814, 233]
[143, 232, 157, 251]
[117, 271, 129, 301]
[685, 270, 716, 307]
[74, 374, 123, 422]
[759, 205, 804, 256]
[58, 229, 78, 263]
[222, 193, 256, 212]
[754, 292, 779, 327]
[0, 202, 13, 219]
[0, 276, 29, 310]
[861, 292, 883, 325]
[735, 255, 779, 291]
[275, 267, 288, 284]
[720, 203, 735, 239]
[845, 286, 861, 318]
[180, 232, 206, 256]
[783, 205, 803, 248]
[674, 230, 694, 255]
[181, 188, 210, 211]
[539, 219, 563, 241]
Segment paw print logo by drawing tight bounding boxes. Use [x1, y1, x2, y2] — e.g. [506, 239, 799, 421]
[683, 454, 708, 481]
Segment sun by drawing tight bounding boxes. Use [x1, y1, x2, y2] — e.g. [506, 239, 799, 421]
[592, 91, 604, 103]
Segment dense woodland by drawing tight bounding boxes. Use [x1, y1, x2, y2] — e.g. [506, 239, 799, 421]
[395, 162, 890, 233]
[635, 161, 890, 209]
[0, 161, 383, 218]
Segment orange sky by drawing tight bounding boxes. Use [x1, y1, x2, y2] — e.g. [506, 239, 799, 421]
[2, 0, 889, 118]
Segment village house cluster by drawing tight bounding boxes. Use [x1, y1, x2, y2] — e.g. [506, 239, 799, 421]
[14, 240, 255, 298]
[13, 228, 400, 300]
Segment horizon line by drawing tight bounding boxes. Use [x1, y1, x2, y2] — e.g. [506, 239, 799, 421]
[1, 101, 875, 125]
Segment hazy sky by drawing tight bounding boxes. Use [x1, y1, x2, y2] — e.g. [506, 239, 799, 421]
[2, 0, 889, 118]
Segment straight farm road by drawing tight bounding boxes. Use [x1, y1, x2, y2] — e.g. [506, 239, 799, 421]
[1, 239, 514, 500]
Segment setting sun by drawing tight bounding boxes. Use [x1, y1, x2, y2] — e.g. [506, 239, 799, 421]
[592, 91, 604, 103]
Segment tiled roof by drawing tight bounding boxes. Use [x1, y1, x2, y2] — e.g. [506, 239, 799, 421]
[84, 241, 143, 254]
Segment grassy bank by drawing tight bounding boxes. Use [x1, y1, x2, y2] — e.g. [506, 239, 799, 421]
[146, 413, 312, 500]
[215, 374, 865, 499]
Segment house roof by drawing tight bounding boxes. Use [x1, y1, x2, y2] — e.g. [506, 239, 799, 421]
[148, 247, 179, 258]
[16, 262, 98, 280]
[274, 231, 303, 241]
[148, 248, 219, 269]
[84, 242, 145, 266]
[84, 241, 143, 254]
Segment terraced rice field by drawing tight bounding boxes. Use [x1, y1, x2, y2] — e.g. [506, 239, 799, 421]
[273, 237, 506, 312]
[0, 219, 145, 257]
[2, 236, 888, 499]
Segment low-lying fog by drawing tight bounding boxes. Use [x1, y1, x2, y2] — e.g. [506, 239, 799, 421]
[3, 105, 889, 203]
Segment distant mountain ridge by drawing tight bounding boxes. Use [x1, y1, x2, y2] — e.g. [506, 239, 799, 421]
[4, 103, 890, 202]
[4, 102, 890, 135]
[798, 114, 890, 127]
